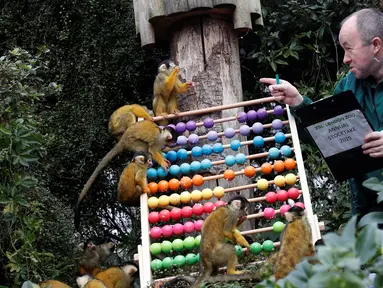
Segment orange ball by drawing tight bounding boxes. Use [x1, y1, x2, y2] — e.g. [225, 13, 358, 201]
[180, 176, 192, 189]
[192, 175, 204, 186]
[168, 178, 180, 191]
[244, 166, 256, 177]
[147, 182, 158, 194]
[261, 162, 273, 174]
[273, 160, 285, 173]
[157, 180, 169, 192]
[224, 170, 235, 181]
[284, 158, 297, 170]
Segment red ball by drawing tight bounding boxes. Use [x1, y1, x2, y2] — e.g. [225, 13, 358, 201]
[183, 221, 195, 233]
[203, 202, 215, 214]
[279, 204, 291, 216]
[277, 190, 288, 202]
[265, 192, 278, 203]
[181, 206, 193, 218]
[192, 203, 204, 216]
[161, 225, 173, 238]
[288, 187, 300, 199]
[263, 207, 275, 219]
[194, 219, 204, 231]
[159, 209, 171, 222]
[172, 223, 184, 235]
[150, 227, 162, 239]
[294, 202, 305, 209]
[148, 212, 159, 224]
[170, 207, 182, 221]
[215, 200, 226, 208]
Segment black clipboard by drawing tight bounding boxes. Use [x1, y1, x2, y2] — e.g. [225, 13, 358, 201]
[295, 90, 382, 181]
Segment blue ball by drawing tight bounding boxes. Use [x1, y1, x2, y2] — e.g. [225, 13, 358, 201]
[192, 146, 203, 157]
[190, 161, 201, 172]
[213, 143, 224, 154]
[157, 167, 168, 178]
[230, 139, 241, 151]
[280, 145, 292, 157]
[166, 150, 178, 163]
[235, 153, 247, 165]
[274, 132, 286, 144]
[225, 155, 236, 166]
[177, 148, 188, 161]
[180, 163, 191, 174]
[268, 147, 280, 159]
[202, 144, 213, 155]
[147, 168, 157, 179]
[253, 136, 264, 147]
[169, 165, 180, 176]
[200, 159, 212, 169]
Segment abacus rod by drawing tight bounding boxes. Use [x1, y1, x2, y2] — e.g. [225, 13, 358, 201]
[152, 97, 276, 121]
[224, 176, 300, 193]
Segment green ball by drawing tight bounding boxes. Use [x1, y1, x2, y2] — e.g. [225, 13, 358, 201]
[173, 255, 186, 267]
[273, 221, 285, 233]
[161, 240, 173, 253]
[184, 236, 196, 250]
[172, 239, 184, 251]
[262, 240, 274, 252]
[185, 253, 197, 265]
[235, 245, 243, 256]
[150, 243, 162, 255]
[162, 257, 173, 269]
[250, 242, 263, 255]
[196, 253, 200, 262]
[195, 235, 201, 247]
[150, 259, 162, 270]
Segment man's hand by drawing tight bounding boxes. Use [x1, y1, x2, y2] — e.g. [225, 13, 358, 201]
[362, 131, 383, 158]
[260, 78, 304, 107]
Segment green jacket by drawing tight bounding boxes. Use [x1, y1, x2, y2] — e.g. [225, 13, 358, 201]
[291, 71, 383, 216]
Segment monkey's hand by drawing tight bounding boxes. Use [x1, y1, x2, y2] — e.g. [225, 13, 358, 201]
[187, 81, 194, 88]
[161, 159, 171, 170]
[237, 216, 247, 227]
[171, 109, 180, 115]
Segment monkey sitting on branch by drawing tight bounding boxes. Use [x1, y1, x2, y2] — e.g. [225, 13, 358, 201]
[153, 59, 194, 126]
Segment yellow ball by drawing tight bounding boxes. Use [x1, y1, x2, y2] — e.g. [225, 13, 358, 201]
[169, 193, 181, 205]
[180, 191, 191, 204]
[274, 175, 286, 187]
[148, 197, 159, 209]
[158, 195, 169, 207]
[257, 178, 269, 190]
[285, 173, 297, 185]
[201, 188, 213, 200]
[213, 186, 225, 198]
[191, 190, 202, 202]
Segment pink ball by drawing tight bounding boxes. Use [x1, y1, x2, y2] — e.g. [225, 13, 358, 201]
[294, 202, 305, 209]
[215, 200, 226, 208]
[159, 209, 171, 222]
[203, 202, 215, 214]
[170, 207, 182, 221]
[172, 223, 184, 235]
[161, 225, 173, 238]
[277, 190, 289, 202]
[288, 187, 300, 199]
[194, 220, 204, 231]
[263, 207, 275, 219]
[279, 204, 291, 216]
[181, 206, 193, 218]
[265, 192, 277, 203]
[183, 221, 195, 233]
[150, 227, 162, 239]
[192, 204, 204, 216]
[148, 212, 160, 224]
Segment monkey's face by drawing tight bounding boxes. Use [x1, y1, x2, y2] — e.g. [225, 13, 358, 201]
[158, 59, 176, 74]
[162, 127, 176, 144]
[228, 196, 249, 218]
[86, 241, 96, 251]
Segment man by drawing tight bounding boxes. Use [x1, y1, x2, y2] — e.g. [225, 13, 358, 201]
[260, 8, 383, 219]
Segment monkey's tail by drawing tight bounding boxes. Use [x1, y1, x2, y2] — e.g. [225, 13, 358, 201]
[74, 145, 122, 230]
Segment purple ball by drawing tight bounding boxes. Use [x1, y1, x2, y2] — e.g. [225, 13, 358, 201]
[203, 117, 215, 128]
[257, 108, 268, 121]
[186, 120, 197, 131]
[159, 126, 164, 130]
[207, 130, 218, 141]
[237, 112, 247, 123]
[274, 105, 285, 116]
[177, 135, 188, 145]
[239, 125, 251, 136]
[247, 110, 258, 121]
[272, 119, 283, 130]
[175, 122, 187, 133]
[252, 122, 264, 134]
[224, 127, 236, 138]
[167, 124, 176, 130]
[188, 134, 199, 145]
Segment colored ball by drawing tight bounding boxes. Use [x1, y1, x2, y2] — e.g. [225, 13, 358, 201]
[207, 131, 218, 141]
[253, 135, 264, 147]
[168, 178, 180, 191]
[191, 146, 203, 157]
[268, 147, 280, 159]
[288, 187, 300, 199]
[213, 186, 225, 198]
[192, 204, 204, 216]
[203, 117, 215, 128]
[162, 257, 173, 269]
[190, 161, 201, 172]
[273, 221, 285, 233]
[247, 110, 258, 121]
[280, 204, 291, 216]
[265, 192, 278, 203]
[215, 200, 226, 207]
[272, 119, 283, 130]
[194, 219, 204, 231]
[180, 176, 192, 189]
[183, 222, 195, 234]
[250, 242, 263, 255]
[284, 158, 296, 170]
[180, 191, 191, 203]
[280, 145, 292, 157]
[169, 165, 180, 176]
[147, 168, 157, 179]
[177, 135, 188, 145]
[150, 243, 162, 255]
[169, 193, 181, 206]
[235, 153, 247, 165]
[172, 238, 184, 251]
[167, 124, 176, 130]
[148, 182, 158, 194]
[157, 167, 168, 178]
[237, 111, 248, 123]
[191, 190, 202, 202]
[262, 240, 274, 252]
[285, 173, 297, 185]
[151, 259, 162, 270]
[173, 255, 186, 267]
[177, 148, 189, 160]
[257, 108, 268, 121]
[273, 160, 285, 173]
[180, 163, 191, 174]
[184, 236, 196, 249]
[166, 150, 178, 163]
[196, 253, 200, 262]
[161, 225, 173, 238]
[235, 245, 243, 256]
[224, 170, 235, 181]
[257, 178, 269, 190]
[263, 207, 276, 219]
[295, 202, 305, 209]
[274, 132, 286, 143]
[159, 209, 171, 222]
[172, 224, 184, 236]
[176, 122, 187, 133]
[181, 206, 193, 218]
[252, 122, 264, 134]
[277, 190, 289, 201]
[200, 159, 212, 170]
[274, 105, 285, 116]
[186, 120, 197, 131]
[224, 127, 236, 138]
[192, 174, 205, 186]
[158, 195, 170, 207]
[239, 125, 251, 136]
[274, 175, 286, 187]
[188, 134, 199, 145]
[148, 212, 160, 224]
[170, 207, 182, 221]
[203, 202, 215, 214]
[261, 162, 273, 174]
[150, 227, 162, 239]
[225, 155, 236, 166]
[201, 188, 213, 200]
[148, 197, 159, 209]
[195, 235, 201, 247]
[202, 144, 213, 155]
[244, 166, 256, 177]
[212, 143, 224, 153]
[185, 253, 197, 265]
[157, 180, 169, 192]
[230, 139, 242, 151]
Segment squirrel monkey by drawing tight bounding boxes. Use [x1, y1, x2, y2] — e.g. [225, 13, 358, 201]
[153, 59, 194, 126]
[108, 104, 153, 141]
[74, 120, 175, 230]
[117, 151, 152, 206]
[23, 280, 71, 288]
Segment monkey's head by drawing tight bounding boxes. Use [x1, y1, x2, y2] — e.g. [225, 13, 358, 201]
[132, 151, 153, 167]
[285, 206, 306, 222]
[161, 126, 177, 145]
[158, 59, 176, 74]
[227, 195, 250, 218]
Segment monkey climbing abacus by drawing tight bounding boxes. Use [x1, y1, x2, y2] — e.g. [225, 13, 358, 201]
[136, 97, 324, 287]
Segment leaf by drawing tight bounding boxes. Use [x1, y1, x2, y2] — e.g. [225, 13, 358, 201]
[17, 177, 38, 188]
[16, 198, 29, 207]
[270, 61, 277, 72]
[358, 212, 383, 228]
[0, 127, 11, 135]
[274, 59, 289, 65]
[362, 177, 383, 192]
[378, 192, 383, 204]
[340, 215, 357, 244]
[356, 225, 380, 265]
